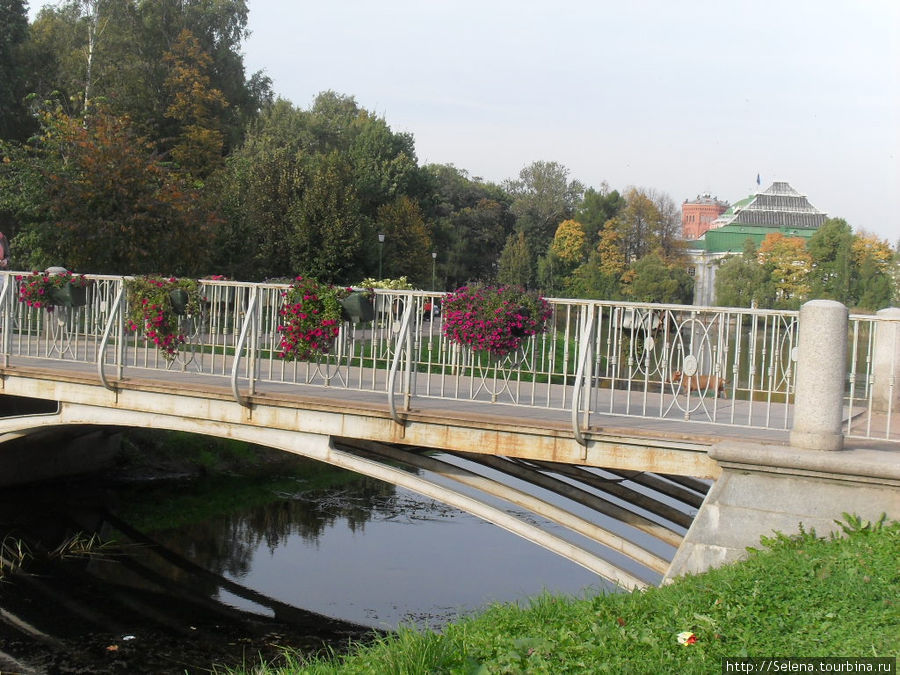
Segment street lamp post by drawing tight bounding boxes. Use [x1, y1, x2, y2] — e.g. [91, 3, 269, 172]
[378, 233, 385, 280]
[431, 251, 437, 291]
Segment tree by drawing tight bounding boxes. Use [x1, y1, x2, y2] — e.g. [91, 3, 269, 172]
[758, 233, 812, 308]
[350, 119, 424, 214]
[624, 250, 693, 304]
[550, 219, 587, 266]
[604, 188, 659, 264]
[0, 104, 216, 274]
[855, 254, 893, 311]
[506, 160, 583, 264]
[0, 0, 31, 141]
[287, 151, 363, 283]
[539, 218, 587, 295]
[714, 239, 774, 308]
[566, 252, 623, 300]
[26, 0, 269, 155]
[162, 28, 229, 179]
[851, 233, 894, 310]
[423, 163, 514, 288]
[807, 218, 854, 303]
[497, 231, 533, 288]
[575, 182, 625, 248]
[647, 188, 686, 261]
[376, 196, 431, 284]
[206, 100, 306, 279]
[441, 198, 512, 288]
[211, 94, 430, 282]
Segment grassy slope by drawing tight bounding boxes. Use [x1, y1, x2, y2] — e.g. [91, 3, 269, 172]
[225, 518, 899, 674]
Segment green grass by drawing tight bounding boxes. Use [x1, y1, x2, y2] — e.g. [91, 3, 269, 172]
[221, 516, 899, 674]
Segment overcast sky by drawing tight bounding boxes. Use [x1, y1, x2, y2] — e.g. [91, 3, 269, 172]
[30, 1, 900, 242]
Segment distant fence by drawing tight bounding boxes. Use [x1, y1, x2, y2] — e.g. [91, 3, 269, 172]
[0, 272, 896, 443]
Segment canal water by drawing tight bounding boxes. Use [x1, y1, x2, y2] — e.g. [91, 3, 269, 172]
[0, 441, 628, 672]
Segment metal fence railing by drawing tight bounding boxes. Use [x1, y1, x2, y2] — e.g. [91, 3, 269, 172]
[1, 272, 896, 443]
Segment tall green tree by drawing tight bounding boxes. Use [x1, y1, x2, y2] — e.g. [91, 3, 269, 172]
[714, 239, 774, 308]
[0, 0, 31, 141]
[441, 198, 512, 289]
[497, 231, 533, 288]
[851, 233, 894, 310]
[211, 94, 429, 282]
[807, 217, 854, 303]
[423, 164, 514, 289]
[376, 195, 431, 284]
[624, 250, 693, 304]
[288, 151, 363, 282]
[575, 183, 625, 249]
[506, 160, 583, 265]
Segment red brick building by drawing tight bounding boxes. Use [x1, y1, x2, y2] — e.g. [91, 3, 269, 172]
[681, 194, 729, 240]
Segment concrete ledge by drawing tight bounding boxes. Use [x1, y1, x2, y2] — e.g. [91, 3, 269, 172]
[710, 440, 900, 485]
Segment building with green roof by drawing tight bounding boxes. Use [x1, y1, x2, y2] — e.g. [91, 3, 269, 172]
[685, 181, 826, 305]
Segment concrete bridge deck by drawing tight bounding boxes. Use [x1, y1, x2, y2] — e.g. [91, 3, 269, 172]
[2, 355, 897, 480]
[0, 355, 787, 476]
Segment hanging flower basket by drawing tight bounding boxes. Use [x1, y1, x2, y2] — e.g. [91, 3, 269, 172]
[340, 290, 375, 323]
[277, 276, 349, 361]
[169, 289, 189, 315]
[124, 276, 204, 359]
[50, 284, 88, 308]
[16, 270, 92, 311]
[441, 283, 552, 358]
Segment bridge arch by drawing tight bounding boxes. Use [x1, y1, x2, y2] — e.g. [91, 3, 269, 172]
[0, 400, 691, 590]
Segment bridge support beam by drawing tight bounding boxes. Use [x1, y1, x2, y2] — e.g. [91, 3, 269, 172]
[663, 440, 900, 582]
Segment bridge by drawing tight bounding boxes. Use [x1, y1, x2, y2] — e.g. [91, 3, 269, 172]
[0, 272, 897, 590]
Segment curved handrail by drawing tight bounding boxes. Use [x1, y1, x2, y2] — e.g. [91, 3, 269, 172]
[230, 288, 259, 407]
[0, 274, 13, 366]
[387, 293, 414, 425]
[571, 304, 596, 447]
[97, 284, 125, 391]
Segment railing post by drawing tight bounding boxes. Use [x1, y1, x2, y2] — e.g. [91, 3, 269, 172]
[789, 299, 848, 451]
[387, 292, 415, 425]
[230, 288, 259, 407]
[872, 307, 900, 414]
[115, 278, 125, 380]
[572, 303, 596, 448]
[97, 280, 126, 391]
[247, 286, 259, 397]
[1, 274, 12, 367]
[403, 292, 414, 411]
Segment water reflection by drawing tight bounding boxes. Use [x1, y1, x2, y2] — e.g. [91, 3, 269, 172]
[150, 475, 608, 630]
[0, 454, 623, 670]
[0, 481, 376, 673]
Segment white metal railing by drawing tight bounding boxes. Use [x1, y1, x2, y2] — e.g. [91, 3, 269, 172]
[0, 271, 896, 444]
